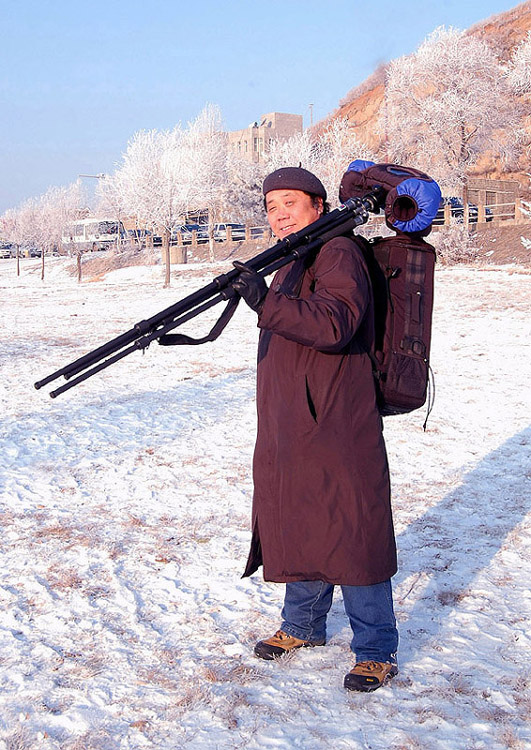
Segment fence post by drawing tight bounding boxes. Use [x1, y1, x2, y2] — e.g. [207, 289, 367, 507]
[477, 190, 486, 223]
[515, 197, 525, 224]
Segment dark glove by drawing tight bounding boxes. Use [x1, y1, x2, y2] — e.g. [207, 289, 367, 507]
[231, 261, 268, 314]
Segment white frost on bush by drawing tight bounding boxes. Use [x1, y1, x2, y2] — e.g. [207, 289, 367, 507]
[430, 221, 481, 264]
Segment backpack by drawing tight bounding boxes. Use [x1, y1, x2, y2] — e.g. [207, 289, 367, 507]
[339, 161, 440, 423]
[355, 232, 436, 422]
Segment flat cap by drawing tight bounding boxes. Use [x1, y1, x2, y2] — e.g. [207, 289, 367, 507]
[263, 167, 327, 200]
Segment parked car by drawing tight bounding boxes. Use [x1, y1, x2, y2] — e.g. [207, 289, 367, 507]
[193, 224, 209, 243]
[127, 228, 152, 243]
[212, 223, 246, 242]
[250, 226, 269, 238]
[170, 224, 209, 245]
[433, 197, 493, 225]
[183, 224, 209, 244]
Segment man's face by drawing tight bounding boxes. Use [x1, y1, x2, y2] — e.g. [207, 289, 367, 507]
[265, 189, 323, 239]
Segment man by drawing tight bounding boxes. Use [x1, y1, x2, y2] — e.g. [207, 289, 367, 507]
[232, 167, 398, 692]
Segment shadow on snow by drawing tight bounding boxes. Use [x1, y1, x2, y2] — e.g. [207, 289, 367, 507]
[390, 427, 528, 666]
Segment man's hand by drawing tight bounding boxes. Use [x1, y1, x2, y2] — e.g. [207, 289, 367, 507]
[231, 261, 268, 314]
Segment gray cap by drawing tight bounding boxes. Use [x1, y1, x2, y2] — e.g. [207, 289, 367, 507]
[263, 167, 327, 201]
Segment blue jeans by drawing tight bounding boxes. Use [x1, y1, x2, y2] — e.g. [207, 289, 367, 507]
[281, 580, 398, 665]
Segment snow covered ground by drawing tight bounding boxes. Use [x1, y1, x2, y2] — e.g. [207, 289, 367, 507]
[1, 256, 529, 750]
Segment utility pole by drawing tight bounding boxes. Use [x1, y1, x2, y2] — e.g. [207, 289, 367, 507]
[78, 173, 122, 251]
[78, 173, 107, 213]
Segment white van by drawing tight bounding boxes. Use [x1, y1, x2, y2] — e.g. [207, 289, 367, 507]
[62, 219, 126, 251]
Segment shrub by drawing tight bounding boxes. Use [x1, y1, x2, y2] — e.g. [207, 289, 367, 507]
[430, 222, 481, 265]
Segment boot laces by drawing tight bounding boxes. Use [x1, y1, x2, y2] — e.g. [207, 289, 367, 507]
[355, 660, 385, 675]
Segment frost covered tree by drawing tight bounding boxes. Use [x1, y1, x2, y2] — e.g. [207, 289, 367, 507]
[507, 31, 531, 96]
[34, 181, 84, 280]
[95, 174, 127, 242]
[0, 207, 24, 275]
[1, 182, 81, 280]
[223, 155, 265, 227]
[263, 121, 374, 208]
[264, 130, 320, 175]
[2, 197, 42, 277]
[185, 104, 229, 261]
[113, 126, 193, 286]
[108, 105, 250, 276]
[2, 198, 39, 268]
[382, 26, 522, 189]
[315, 118, 376, 208]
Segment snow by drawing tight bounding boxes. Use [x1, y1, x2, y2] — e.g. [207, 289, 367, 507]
[1, 256, 530, 750]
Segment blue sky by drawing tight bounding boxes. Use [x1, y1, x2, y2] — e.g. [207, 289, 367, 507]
[0, 0, 523, 213]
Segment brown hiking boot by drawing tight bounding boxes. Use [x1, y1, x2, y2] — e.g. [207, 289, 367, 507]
[254, 630, 326, 660]
[344, 660, 398, 692]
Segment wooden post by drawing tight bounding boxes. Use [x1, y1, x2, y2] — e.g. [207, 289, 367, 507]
[515, 197, 524, 224]
[477, 190, 486, 223]
[163, 228, 171, 287]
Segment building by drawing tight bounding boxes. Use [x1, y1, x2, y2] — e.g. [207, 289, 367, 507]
[227, 112, 303, 163]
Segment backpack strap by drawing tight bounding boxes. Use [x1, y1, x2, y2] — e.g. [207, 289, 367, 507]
[157, 296, 240, 346]
[402, 243, 430, 357]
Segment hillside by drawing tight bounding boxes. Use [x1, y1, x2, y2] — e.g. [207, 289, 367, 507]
[318, 1, 531, 192]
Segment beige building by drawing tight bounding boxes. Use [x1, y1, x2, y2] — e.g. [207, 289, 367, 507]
[227, 112, 303, 163]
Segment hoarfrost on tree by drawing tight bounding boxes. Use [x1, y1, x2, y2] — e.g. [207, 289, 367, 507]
[381, 26, 523, 188]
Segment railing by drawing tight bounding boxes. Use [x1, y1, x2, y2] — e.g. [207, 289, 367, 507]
[432, 198, 525, 227]
[167, 200, 528, 262]
[171, 225, 272, 247]
[168, 226, 273, 263]
[364, 198, 526, 231]
[168, 199, 527, 251]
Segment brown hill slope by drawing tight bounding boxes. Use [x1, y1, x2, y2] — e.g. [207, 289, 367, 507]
[319, 1, 531, 190]
[468, 0, 531, 59]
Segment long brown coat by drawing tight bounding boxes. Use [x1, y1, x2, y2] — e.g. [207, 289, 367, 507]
[243, 235, 397, 586]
